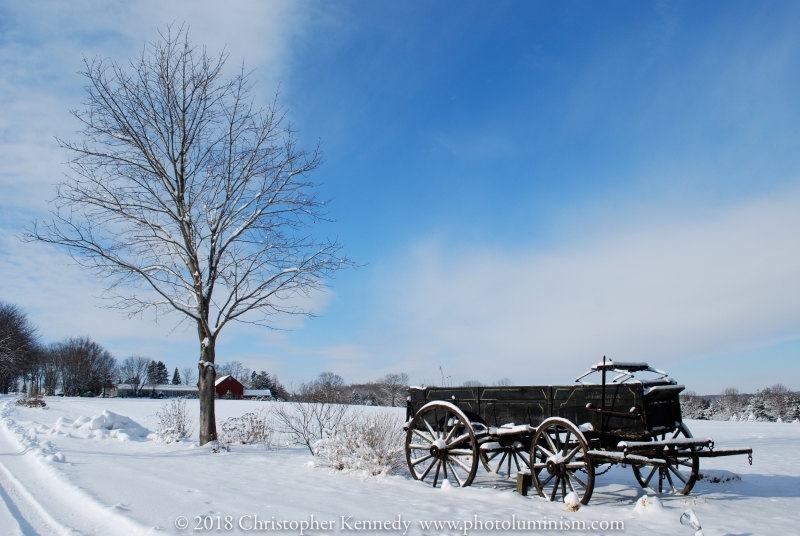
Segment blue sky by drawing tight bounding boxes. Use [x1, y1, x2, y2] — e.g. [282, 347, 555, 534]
[2, 1, 800, 393]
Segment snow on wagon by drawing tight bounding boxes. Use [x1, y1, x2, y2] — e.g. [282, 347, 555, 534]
[404, 359, 753, 504]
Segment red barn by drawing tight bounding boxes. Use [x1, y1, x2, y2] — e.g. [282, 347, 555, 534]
[214, 375, 245, 399]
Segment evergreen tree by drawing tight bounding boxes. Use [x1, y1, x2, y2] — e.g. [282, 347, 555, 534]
[248, 370, 288, 400]
[270, 375, 288, 401]
[171, 367, 181, 385]
[250, 370, 272, 389]
[146, 360, 158, 386]
[146, 360, 170, 386]
[155, 361, 169, 385]
[743, 391, 770, 421]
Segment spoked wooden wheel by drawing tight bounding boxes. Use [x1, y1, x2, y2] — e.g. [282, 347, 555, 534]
[530, 418, 595, 504]
[405, 401, 479, 487]
[632, 422, 699, 495]
[480, 441, 531, 478]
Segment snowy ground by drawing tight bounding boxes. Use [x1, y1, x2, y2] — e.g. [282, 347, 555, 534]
[0, 395, 797, 535]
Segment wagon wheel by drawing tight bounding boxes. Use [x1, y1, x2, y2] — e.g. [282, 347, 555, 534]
[631, 422, 699, 495]
[405, 401, 479, 487]
[530, 417, 595, 504]
[480, 441, 531, 478]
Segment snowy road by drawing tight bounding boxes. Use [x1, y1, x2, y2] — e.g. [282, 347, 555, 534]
[0, 457, 74, 536]
[0, 399, 150, 535]
[1, 396, 798, 535]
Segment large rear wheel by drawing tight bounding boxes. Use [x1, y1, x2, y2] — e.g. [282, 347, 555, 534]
[530, 417, 595, 504]
[405, 401, 479, 487]
[631, 422, 699, 495]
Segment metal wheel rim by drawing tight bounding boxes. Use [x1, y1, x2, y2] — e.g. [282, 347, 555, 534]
[405, 401, 479, 487]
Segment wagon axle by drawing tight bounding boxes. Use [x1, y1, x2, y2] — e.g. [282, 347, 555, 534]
[545, 458, 562, 476]
[429, 439, 448, 460]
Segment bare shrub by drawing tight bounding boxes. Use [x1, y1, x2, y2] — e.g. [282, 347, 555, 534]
[16, 397, 46, 408]
[154, 399, 194, 443]
[273, 401, 356, 454]
[219, 409, 273, 449]
[313, 411, 405, 475]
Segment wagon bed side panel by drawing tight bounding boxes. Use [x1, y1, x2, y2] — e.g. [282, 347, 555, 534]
[420, 387, 481, 417]
[407, 388, 427, 420]
[479, 386, 549, 427]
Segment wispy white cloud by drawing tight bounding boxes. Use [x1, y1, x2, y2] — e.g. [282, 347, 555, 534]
[0, 0, 320, 367]
[3, 3, 800, 391]
[0, 0, 306, 214]
[367, 190, 800, 387]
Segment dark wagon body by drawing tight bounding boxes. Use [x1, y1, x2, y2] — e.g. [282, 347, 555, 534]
[404, 360, 752, 504]
[408, 382, 682, 445]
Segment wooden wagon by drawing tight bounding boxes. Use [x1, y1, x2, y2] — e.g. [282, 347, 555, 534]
[404, 359, 753, 504]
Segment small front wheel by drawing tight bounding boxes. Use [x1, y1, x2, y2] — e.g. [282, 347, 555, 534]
[480, 441, 531, 478]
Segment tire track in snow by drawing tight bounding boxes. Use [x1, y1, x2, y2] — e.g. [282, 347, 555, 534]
[0, 400, 155, 535]
[0, 458, 75, 535]
[0, 471, 26, 536]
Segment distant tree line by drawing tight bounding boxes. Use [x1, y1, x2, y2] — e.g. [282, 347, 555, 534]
[289, 371, 410, 407]
[0, 301, 291, 399]
[1, 302, 116, 396]
[7, 298, 797, 416]
[681, 385, 800, 422]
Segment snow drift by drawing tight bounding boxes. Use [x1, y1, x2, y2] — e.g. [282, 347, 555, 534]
[53, 411, 150, 441]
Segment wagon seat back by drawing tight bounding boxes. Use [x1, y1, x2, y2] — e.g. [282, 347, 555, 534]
[573, 361, 685, 446]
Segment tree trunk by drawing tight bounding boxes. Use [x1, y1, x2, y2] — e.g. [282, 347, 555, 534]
[198, 332, 217, 445]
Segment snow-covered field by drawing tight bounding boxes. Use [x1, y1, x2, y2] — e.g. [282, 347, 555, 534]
[0, 395, 797, 535]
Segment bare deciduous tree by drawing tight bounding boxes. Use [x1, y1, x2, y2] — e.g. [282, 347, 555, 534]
[377, 372, 409, 407]
[0, 302, 39, 394]
[119, 355, 150, 396]
[26, 27, 349, 443]
[716, 387, 746, 420]
[293, 372, 348, 403]
[50, 337, 116, 396]
[216, 361, 251, 387]
[41, 351, 60, 396]
[462, 380, 484, 387]
[180, 365, 197, 386]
